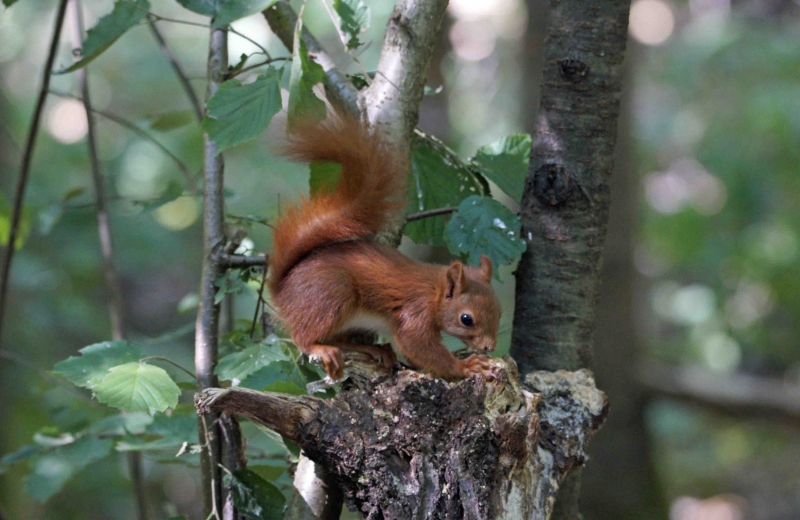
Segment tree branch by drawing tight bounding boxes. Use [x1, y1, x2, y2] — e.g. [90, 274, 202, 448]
[49, 91, 199, 194]
[0, 0, 70, 341]
[196, 25, 237, 520]
[218, 253, 267, 269]
[359, 0, 449, 147]
[69, 1, 146, 518]
[639, 361, 800, 426]
[262, 1, 359, 114]
[148, 22, 203, 122]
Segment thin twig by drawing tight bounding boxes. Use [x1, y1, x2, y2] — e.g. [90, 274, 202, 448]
[70, 2, 147, 518]
[231, 57, 290, 78]
[0, 0, 70, 341]
[405, 207, 457, 222]
[49, 90, 199, 193]
[228, 26, 271, 58]
[148, 22, 203, 122]
[317, 0, 372, 86]
[200, 415, 222, 520]
[219, 253, 267, 269]
[140, 356, 197, 379]
[249, 269, 267, 338]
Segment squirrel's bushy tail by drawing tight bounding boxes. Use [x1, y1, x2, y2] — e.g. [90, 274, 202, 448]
[268, 112, 407, 294]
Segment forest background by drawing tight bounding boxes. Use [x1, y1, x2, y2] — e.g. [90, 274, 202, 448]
[1, 0, 800, 518]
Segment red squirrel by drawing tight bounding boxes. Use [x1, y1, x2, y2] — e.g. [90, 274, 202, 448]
[268, 112, 499, 381]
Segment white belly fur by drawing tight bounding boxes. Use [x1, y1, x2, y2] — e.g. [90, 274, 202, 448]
[339, 311, 393, 336]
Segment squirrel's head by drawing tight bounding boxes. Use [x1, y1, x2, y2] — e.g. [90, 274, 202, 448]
[438, 255, 500, 353]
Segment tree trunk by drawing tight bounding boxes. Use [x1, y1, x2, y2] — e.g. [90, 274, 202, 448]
[197, 354, 607, 519]
[511, 0, 632, 516]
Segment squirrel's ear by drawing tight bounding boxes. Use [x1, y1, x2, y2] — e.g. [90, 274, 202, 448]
[445, 261, 468, 299]
[478, 255, 493, 283]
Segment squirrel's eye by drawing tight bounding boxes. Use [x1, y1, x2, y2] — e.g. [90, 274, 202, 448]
[460, 313, 474, 327]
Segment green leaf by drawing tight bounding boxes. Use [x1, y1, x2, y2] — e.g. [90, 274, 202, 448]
[288, 19, 326, 131]
[444, 196, 526, 276]
[175, 0, 219, 16]
[216, 338, 289, 383]
[202, 68, 282, 154]
[471, 134, 532, 203]
[53, 341, 142, 389]
[117, 411, 198, 451]
[2, 0, 21, 7]
[59, 0, 150, 74]
[149, 110, 197, 131]
[93, 362, 180, 415]
[213, 0, 279, 27]
[89, 412, 153, 436]
[332, 0, 370, 50]
[0, 191, 31, 249]
[224, 468, 286, 519]
[24, 436, 113, 502]
[405, 132, 489, 245]
[309, 161, 342, 195]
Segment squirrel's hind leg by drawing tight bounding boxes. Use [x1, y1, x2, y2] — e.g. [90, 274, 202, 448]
[326, 337, 397, 371]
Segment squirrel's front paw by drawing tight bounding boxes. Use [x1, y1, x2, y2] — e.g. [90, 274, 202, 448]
[308, 345, 345, 380]
[460, 354, 495, 380]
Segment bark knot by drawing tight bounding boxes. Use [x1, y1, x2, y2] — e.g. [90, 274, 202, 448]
[533, 163, 574, 206]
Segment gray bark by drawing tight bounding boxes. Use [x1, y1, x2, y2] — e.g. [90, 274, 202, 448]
[511, 1, 631, 516]
[197, 354, 607, 519]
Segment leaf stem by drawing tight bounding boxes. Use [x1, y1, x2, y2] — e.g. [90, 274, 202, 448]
[405, 206, 457, 222]
[140, 356, 197, 379]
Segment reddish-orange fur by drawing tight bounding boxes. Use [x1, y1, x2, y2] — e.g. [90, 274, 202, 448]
[268, 113, 500, 380]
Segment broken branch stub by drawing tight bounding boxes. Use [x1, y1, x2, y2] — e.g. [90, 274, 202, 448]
[195, 356, 608, 519]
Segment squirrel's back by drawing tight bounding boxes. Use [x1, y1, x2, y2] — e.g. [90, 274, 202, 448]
[268, 112, 407, 295]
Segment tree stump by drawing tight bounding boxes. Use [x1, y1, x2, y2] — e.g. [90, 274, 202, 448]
[195, 354, 608, 519]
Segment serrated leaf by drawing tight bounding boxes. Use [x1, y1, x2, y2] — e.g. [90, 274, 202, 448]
[288, 19, 326, 132]
[216, 339, 289, 383]
[309, 161, 341, 195]
[444, 196, 526, 276]
[471, 134, 532, 203]
[59, 0, 150, 74]
[94, 362, 180, 415]
[213, 0, 278, 27]
[149, 110, 196, 131]
[202, 69, 282, 154]
[224, 468, 286, 519]
[333, 0, 370, 50]
[0, 191, 31, 249]
[53, 341, 142, 389]
[24, 436, 113, 502]
[405, 133, 489, 245]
